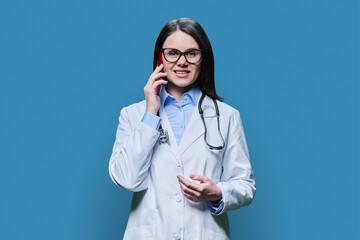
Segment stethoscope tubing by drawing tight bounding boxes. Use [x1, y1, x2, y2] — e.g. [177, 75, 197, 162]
[158, 93, 225, 150]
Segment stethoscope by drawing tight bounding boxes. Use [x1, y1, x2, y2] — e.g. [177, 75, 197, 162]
[158, 93, 225, 150]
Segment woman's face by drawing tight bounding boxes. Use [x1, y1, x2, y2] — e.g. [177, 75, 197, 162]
[162, 30, 201, 93]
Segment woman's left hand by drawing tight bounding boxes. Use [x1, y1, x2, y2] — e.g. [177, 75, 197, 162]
[177, 174, 222, 202]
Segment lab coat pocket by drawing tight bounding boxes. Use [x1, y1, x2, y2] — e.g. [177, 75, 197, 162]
[202, 228, 229, 240]
[125, 225, 156, 240]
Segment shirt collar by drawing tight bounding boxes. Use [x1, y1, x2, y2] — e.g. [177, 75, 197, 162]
[160, 84, 201, 108]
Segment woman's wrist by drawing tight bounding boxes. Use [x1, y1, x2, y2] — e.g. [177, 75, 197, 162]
[145, 107, 158, 115]
[211, 197, 223, 205]
[211, 186, 223, 204]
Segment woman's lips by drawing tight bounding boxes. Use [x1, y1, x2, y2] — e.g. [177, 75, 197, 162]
[174, 70, 190, 78]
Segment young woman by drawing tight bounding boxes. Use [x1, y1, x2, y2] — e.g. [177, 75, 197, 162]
[109, 18, 255, 240]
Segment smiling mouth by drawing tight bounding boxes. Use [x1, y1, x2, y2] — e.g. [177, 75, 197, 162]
[173, 70, 190, 78]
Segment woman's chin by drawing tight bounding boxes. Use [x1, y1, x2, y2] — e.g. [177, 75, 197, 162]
[167, 78, 196, 88]
[168, 82, 195, 91]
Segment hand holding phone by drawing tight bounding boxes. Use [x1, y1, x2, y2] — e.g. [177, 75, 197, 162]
[144, 53, 167, 114]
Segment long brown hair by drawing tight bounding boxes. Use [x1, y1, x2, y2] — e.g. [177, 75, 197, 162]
[153, 18, 223, 101]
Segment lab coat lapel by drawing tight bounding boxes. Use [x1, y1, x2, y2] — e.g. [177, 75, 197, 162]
[159, 107, 181, 160]
[179, 94, 207, 155]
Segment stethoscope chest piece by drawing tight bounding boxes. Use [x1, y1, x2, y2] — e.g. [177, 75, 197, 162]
[159, 127, 169, 144]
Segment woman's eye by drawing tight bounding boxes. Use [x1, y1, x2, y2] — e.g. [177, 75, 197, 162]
[168, 51, 179, 56]
[186, 51, 196, 57]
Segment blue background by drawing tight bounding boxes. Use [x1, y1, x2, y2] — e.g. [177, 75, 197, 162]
[1, 0, 359, 239]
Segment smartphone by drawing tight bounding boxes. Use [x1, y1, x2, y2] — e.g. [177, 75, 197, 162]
[156, 53, 165, 95]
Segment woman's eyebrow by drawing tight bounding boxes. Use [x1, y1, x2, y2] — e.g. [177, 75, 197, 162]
[164, 47, 199, 51]
[185, 48, 199, 51]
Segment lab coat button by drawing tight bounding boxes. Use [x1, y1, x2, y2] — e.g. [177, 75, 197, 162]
[174, 234, 181, 240]
[175, 196, 181, 202]
[176, 163, 181, 167]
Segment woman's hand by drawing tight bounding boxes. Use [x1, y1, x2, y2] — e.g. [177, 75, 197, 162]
[144, 64, 168, 115]
[177, 174, 222, 203]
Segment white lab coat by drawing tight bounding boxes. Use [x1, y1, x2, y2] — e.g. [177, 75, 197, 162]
[109, 94, 255, 240]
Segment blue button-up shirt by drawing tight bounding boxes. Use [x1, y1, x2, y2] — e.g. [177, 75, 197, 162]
[141, 85, 224, 214]
[142, 85, 200, 144]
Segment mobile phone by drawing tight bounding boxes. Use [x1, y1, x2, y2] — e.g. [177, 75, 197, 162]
[156, 53, 165, 95]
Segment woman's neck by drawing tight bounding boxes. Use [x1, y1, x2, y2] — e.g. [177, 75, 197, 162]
[165, 83, 195, 105]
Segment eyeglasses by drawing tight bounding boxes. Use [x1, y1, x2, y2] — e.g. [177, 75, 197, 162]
[162, 48, 203, 64]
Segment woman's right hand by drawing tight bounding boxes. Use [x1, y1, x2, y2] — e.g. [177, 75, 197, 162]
[144, 64, 168, 115]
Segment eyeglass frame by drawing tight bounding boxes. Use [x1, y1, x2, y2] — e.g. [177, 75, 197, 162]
[161, 48, 204, 64]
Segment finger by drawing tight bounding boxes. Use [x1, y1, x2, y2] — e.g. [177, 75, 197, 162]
[177, 175, 202, 192]
[152, 79, 168, 88]
[183, 192, 199, 202]
[179, 186, 199, 202]
[154, 63, 164, 72]
[190, 174, 208, 183]
[146, 65, 166, 86]
[144, 77, 167, 93]
[147, 80, 167, 95]
[152, 73, 168, 84]
[148, 72, 168, 86]
[150, 64, 165, 78]
[179, 182, 196, 200]
[178, 181, 200, 198]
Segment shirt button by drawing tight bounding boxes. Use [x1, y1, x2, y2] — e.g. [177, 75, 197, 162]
[174, 234, 181, 240]
[175, 196, 181, 202]
[179, 124, 183, 128]
[179, 108, 183, 112]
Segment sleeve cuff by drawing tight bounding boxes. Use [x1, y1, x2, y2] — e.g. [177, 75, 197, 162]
[208, 201, 225, 215]
[141, 112, 161, 130]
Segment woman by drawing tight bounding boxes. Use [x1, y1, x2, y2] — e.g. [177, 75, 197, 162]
[109, 18, 255, 240]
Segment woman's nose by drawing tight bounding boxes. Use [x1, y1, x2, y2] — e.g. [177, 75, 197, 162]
[177, 54, 188, 66]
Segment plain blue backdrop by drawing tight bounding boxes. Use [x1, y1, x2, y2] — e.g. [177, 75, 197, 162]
[0, 0, 359, 239]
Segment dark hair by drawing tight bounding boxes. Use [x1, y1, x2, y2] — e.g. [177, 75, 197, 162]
[153, 18, 223, 101]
